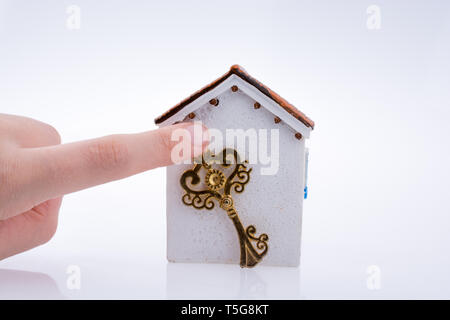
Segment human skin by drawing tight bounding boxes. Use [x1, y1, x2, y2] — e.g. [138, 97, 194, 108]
[0, 114, 209, 260]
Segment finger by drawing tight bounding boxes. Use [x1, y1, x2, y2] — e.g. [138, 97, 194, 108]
[0, 197, 62, 260]
[2, 122, 209, 218]
[0, 113, 61, 148]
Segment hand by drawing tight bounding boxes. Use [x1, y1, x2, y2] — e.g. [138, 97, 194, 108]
[0, 114, 209, 260]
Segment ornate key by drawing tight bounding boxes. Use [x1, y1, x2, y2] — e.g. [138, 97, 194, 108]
[180, 148, 269, 268]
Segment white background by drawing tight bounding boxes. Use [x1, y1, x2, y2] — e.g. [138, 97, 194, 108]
[1, 0, 450, 299]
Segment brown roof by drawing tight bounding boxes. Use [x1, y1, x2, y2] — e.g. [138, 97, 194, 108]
[154, 65, 314, 129]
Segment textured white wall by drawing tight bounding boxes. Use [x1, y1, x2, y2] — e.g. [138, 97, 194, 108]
[166, 87, 306, 267]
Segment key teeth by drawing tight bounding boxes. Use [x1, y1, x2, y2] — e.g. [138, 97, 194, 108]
[241, 248, 261, 268]
[239, 225, 269, 268]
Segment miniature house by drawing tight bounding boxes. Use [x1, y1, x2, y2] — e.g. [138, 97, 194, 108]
[154, 65, 314, 267]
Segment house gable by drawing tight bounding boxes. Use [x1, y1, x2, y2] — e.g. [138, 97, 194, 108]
[154, 65, 314, 139]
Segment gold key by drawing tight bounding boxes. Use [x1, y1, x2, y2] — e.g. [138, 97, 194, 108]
[180, 148, 269, 268]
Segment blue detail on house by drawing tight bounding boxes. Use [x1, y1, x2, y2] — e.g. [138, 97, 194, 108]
[304, 148, 309, 200]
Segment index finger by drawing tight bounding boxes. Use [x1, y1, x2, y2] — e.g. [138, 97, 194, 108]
[2, 122, 209, 219]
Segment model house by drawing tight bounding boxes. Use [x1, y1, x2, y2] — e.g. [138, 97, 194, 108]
[155, 65, 314, 267]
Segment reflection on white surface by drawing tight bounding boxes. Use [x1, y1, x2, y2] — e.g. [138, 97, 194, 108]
[166, 263, 302, 300]
[0, 269, 64, 300]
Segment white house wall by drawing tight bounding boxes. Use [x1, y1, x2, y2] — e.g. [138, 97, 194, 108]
[165, 86, 306, 267]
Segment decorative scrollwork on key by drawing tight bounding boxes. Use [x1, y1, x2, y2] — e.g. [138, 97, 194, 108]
[180, 148, 269, 268]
